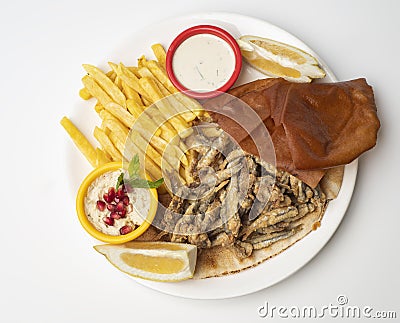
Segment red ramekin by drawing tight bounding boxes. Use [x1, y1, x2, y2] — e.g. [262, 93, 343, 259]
[166, 25, 242, 99]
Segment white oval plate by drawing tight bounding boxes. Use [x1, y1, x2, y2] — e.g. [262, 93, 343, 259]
[68, 12, 357, 299]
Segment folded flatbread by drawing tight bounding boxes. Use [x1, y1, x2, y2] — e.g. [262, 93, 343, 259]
[206, 78, 379, 186]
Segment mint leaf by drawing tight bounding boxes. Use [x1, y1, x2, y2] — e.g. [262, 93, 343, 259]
[128, 154, 140, 178]
[117, 154, 164, 190]
[126, 177, 164, 189]
[116, 173, 124, 189]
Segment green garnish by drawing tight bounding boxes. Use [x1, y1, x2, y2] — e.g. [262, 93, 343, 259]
[116, 154, 164, 189]
[128, 154, 140, 178]
[116, 173, 124, 190]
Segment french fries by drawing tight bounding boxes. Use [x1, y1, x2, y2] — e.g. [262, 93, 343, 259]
[151, 43, 167, 70]
[60, 117, 97, 167]
[83, 64, 126, 107]
[79, 87, 92, 100]
[139, 77, 190, 134]
[93, 126, 122, 161]
[95, 148, 111, 167]
[64, 43, 207, 192]
[82, 75, 113, 108]
[104, 102, 135, 128]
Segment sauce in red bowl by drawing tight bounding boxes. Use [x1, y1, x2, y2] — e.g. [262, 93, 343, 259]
[166, 25, 242, 99]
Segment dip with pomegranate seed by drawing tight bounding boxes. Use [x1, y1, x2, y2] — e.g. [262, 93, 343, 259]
[84, 170, 150, 236]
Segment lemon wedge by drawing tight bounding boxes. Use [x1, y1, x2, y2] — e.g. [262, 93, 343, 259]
[237, 35, 325, 83]
[94, 241, 197, 282]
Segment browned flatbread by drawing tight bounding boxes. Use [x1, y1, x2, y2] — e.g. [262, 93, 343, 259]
[205, 78, 379, 187]
[206, 79, 328, 188]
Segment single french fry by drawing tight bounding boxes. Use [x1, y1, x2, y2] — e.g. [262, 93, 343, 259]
[98, 109, 118, 122]
[126, 99, 142, 118]
[108, 62, 118, 74]
[143, 156, 163, 180]
[126, 100, 162, 136]
[108, 132, 128, 162]
[60, 117, 97, 167]
[106, 70, 116, 81]
[151, 43, 166, 70]
[79, 87, 92, 100]
[82, 75, 113, 108]
[137, 55, 147, 68]
[94, 101, 104, 113]
[130, 130, 162, 166]
[121, 80, 142, 105]
[83, 64, 126, 107]
[101, 120, 111, 136]
[133, 125, 167, 153]
[93, 126, 122, 161]
[141, 95, 152, 106]
[96, 148, 111, 167]
[102, 118, 129, 138]
[104, 102, 135, 128]
[114, 76, 123, 91]
[127, 66, 141, 78]
[137, 66, 153, 78]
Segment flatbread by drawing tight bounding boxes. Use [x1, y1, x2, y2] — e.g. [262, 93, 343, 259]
[320, 166, 345, 200]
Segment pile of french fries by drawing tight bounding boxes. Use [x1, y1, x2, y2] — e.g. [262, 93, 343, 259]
[61, 44, 205, 193]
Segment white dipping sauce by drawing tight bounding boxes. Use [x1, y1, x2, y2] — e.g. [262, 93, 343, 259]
[172, 34, 236, 92]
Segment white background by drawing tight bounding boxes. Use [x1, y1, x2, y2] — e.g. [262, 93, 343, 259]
[1, 0, 399, 322]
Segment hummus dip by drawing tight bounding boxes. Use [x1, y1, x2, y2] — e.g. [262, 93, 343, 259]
[84, 170, 150, 236]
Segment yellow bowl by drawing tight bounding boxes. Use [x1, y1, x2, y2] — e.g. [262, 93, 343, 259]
[76, 162, 158, 244]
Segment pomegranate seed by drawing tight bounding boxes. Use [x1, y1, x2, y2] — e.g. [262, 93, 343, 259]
[120, 225, 133, 235]
[116, 201, 125, 212]
[118, 209, 127, 217]
[103, 217, 114, 226]
[114, 196, 120, 203]
[96, 200, 106, 211]
[103, 193, 111, 204]
[122, 196, 130, 206]
[108, 187, 116, 201]
[110, 212, 121, 220]
[117, 187, 124, 198]
[106, 203, 115, 212]
[121, 185, 127, 193]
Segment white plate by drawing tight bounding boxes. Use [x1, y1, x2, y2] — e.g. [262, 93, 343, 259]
[68, 12, 357, 299]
